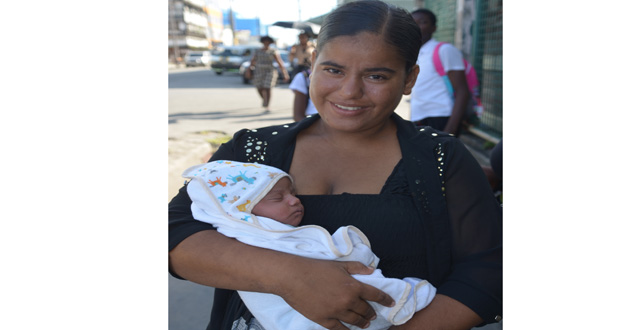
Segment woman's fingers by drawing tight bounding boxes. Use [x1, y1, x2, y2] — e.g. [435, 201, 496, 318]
[343, 262, 395, 308]
[356, 301, 377, 323]
[360, 283, 395, 308]
[278, 259, 391, 328]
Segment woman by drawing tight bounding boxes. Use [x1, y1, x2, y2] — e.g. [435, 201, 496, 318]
[249, 36, 290, 113]
[169, 1, 502, 329]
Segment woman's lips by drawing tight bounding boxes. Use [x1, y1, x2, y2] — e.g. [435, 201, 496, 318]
[334, 103, 363, 111]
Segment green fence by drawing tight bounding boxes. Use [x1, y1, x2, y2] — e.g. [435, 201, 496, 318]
[425, 0, 503, 138]
[426, 0, 457, 44]
[472, 0, 502, 137]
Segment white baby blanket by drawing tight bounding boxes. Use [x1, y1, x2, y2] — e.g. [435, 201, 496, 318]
[183, 161, 436, 330]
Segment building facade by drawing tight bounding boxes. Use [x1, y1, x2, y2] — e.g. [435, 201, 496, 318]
[168, 0, 225, 62]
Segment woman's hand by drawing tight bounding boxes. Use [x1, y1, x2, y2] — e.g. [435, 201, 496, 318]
[280, 70, 290, 83]
[275, 258, 395, 330]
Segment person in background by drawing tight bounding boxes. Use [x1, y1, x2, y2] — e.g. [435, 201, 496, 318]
[289, 32, 315, 77]
[249, 36, 290, 113]
[289, 68, 318, 121]
[169, 1, 502, 329]
[409, 8, 471, 136]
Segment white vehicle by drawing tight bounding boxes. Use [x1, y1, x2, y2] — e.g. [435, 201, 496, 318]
[184, 51, 211, 67]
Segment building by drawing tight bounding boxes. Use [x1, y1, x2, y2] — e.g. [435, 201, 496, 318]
[222, 11, 262, 45]
[168, 0, 225, 62]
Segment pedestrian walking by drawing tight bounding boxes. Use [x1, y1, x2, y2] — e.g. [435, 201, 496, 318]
[249, 36, 290, 113]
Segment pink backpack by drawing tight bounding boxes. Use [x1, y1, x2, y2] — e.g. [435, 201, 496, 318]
[432, 42, 483, 117]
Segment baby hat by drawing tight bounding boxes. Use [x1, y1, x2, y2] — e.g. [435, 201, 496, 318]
[182, 160, 290, 223]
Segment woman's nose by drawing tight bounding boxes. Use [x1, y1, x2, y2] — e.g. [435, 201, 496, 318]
[339, 75, 363, 99]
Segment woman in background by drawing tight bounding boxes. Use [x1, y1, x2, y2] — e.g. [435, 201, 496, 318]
[249, 35, 289, 113]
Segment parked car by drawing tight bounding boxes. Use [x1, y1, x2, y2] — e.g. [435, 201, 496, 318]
[239, 50, 293, 84]
[184, 51, 211, 67]
[210, 45, 261, 75]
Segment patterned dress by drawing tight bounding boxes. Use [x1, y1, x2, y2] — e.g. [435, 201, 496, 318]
[253, 49, 278, 88]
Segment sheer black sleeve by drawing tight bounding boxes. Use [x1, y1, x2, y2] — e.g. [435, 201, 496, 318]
[439, 138, 503, 324]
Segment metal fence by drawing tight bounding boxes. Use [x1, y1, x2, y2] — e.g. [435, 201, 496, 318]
[425, 0, 503, 138]
[426, 0, 458, 44]
[472, 0, 502, 137]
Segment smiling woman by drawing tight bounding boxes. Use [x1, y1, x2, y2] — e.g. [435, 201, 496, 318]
[308, 32, 417, 135]
[169, 1, 502, 329]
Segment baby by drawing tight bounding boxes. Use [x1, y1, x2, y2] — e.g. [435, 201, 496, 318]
[182, 160, 436, 330]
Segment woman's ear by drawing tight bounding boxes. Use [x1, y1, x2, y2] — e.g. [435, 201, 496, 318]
[403, 65, 420, 96]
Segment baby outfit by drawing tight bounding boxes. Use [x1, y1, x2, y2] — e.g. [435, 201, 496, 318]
[182, 160, 436, 330]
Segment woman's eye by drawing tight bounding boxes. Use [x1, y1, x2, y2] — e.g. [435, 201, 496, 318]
[368, 74, 387, 81]
[325, 68, 342, 75]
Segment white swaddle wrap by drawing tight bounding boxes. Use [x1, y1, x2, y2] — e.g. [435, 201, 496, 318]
[183, 160, 436, 330]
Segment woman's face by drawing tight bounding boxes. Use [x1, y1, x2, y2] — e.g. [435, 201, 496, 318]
[309, 32, 418, 133]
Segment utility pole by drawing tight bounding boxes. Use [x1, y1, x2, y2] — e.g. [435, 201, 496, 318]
[229, 0, 237, 45]
[297, 0, 302, 21]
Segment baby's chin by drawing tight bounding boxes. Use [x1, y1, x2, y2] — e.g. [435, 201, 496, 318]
[288, 212, 304, 226]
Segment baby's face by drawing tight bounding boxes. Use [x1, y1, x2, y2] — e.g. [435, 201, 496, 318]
[252, 177, 304, 226]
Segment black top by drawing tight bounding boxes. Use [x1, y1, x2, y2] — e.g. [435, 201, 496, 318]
[298, 160, 428, 280]
[168, 114, 503, 329]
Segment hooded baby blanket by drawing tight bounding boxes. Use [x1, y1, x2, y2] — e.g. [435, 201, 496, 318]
[183, 160, 436, 330]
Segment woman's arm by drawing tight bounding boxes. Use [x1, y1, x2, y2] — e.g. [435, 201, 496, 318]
[250, 53, 257, 68]
[443, 70, 471, 134]
[274, 52, 290, 82]
[390, 294, 482, 330]
[440, 138, 503, 325]
[169, 229, 395, 330]
[394, 136, 502, 329]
